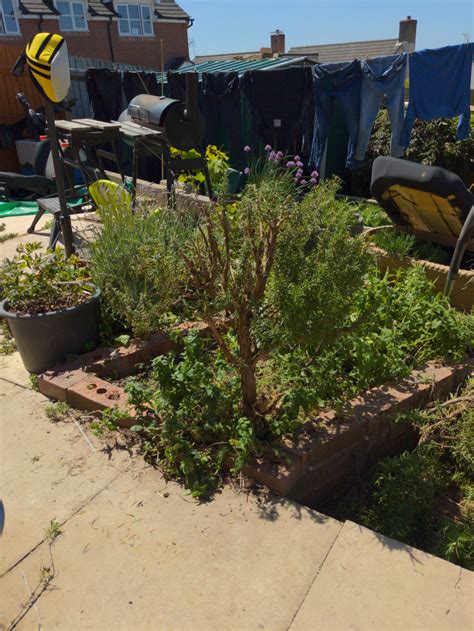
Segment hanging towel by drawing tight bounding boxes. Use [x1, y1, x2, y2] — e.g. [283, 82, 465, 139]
[86, 68, 123, 122]
[123, 71, 162, 103]
[241, 68, 314, 158]
[202, 72, 242, 163]
[402, 43, 473, 146]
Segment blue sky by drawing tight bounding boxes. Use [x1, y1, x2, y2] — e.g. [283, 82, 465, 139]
[180, 0, 473, 57]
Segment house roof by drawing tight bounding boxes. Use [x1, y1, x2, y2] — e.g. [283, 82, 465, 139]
[194, 52, 262, 64]
[154, 2, 190, 21]
[18, 0, 58, 15]
[87, 0, 117, 17]
[173, 56, 311, 79]
[288, 38, 402, 63]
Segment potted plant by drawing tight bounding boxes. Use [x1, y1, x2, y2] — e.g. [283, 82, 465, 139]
[0, 242, 101, 373]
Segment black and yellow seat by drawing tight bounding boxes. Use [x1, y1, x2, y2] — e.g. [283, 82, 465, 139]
[371, 156, 474, 299]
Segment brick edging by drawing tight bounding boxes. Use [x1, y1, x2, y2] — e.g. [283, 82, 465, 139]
[242, 360, 472, 505]
[39, 335, 472, 505]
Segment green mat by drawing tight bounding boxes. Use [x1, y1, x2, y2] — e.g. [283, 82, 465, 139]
[0, 193, 87, 219]
[0, 201, 39, 217]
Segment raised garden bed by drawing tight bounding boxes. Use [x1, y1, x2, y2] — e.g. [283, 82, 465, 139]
[365, 226, 474, 311]
[38, 332, 472, 506]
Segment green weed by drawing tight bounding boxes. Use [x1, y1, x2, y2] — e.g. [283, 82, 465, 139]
[45, 401, 71, 423]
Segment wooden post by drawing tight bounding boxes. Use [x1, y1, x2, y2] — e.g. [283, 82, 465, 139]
[44, 100, 74, 257]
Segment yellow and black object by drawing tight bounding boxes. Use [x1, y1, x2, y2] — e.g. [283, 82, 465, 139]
[12, 33, 70, 104]
[371, 156, 473, 248]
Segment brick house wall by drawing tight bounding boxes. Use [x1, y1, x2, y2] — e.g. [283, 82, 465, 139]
[0, 1, 190, 69]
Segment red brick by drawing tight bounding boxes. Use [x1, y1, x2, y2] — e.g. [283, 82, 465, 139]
[242, 450, 303, 497]
[66, 376, 135, 428]
[38, 368, 86, 402]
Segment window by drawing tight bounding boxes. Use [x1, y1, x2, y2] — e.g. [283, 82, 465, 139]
[55, 0, 88, 31]
[0, 0, 20, 35]
[117, 4, 153, 36]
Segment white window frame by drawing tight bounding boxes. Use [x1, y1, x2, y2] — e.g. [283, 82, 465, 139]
[0, 0, 20, 36]
[54, 0, 88, 32]
[116, 3, 153, 37]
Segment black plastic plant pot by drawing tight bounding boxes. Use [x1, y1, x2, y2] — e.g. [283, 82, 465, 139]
[0, 288, 101, 374]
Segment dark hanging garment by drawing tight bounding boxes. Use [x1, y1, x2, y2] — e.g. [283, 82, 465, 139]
[123, 71, 162, 103]
[240, 67, 314, 157]
[201, 72, 243, 163]
[167, 72, 188, 100]
[86, 69, 123, 122]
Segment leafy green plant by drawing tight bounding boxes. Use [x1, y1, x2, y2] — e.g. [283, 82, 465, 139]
[170, 145, 230, 196]
[43, 518, 61, 542]
[0, 319, 15, 354]
[268, 266, 472, 419]
[0, 222, 17, 244]
[351, 111, 474, 197]
[45, 401, 71, 423]
[127, 331, 254, 497]
[370, 227, 454, 266]
[0, 242, 93, 315]
[342, 380, 474, 569]
[372, 229, 416, 259]
[88, 202, 192, 338]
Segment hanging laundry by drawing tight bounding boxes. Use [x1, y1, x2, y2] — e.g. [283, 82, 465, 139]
[123, 71, 162, 103]
[86, 69, 123, 122]
[167, 72, 188, 101]
[310, 60, 362, 171]
[355, 54, 407, 162]
[401, 43, 473, 146]
[202, 72, 243, 163]
[240, 68, 314, 157]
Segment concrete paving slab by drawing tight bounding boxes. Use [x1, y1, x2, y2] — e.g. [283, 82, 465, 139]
[0, 377, 132, 574]
[0, 465, 342, 631]
[0, 351, 32, 389]
[0, 213, 100, 260]
[289, 520, 473, 631]
[0, 214, 51, 259]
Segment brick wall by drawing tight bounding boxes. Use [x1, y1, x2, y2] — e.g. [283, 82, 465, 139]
[0, 18, 189, 70]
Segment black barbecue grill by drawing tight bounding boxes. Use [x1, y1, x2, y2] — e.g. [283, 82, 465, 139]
[118, 73, 213, 202]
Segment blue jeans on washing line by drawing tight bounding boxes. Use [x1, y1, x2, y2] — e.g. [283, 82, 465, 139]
[310, 60, 362, 171]
[354, 54, 407, 161]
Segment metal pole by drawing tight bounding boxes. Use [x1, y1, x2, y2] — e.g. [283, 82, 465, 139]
[44, 100, 74, 256]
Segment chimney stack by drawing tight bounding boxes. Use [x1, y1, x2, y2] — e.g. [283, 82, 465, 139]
[399, 16, 417, 52]
[271, 30, 285, 55]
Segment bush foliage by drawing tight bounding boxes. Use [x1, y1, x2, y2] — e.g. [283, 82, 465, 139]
[352, 112, 474, 197]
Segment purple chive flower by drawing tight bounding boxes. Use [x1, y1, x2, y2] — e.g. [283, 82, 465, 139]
[300, 179, 307, 186]
[244, 167, 250, 175]
[311, 170, 319, 179]
[296, 169, 303, 177]
[296, 161, 304, 168]
[276, 151, 283, 159]
[264, 144, 272, 151]
[268, 151, 277, 161]
[243, 146, 251, 153]
[286, 161, 296, 168]
[294, 155, 301, 162]
[310, 178, 318, 185]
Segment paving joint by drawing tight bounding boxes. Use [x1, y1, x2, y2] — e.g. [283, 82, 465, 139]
[286, 520, 345, 631]
[0, 469, 127, 579]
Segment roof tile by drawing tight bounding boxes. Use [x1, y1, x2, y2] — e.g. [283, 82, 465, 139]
[288, 39, 402, 63]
